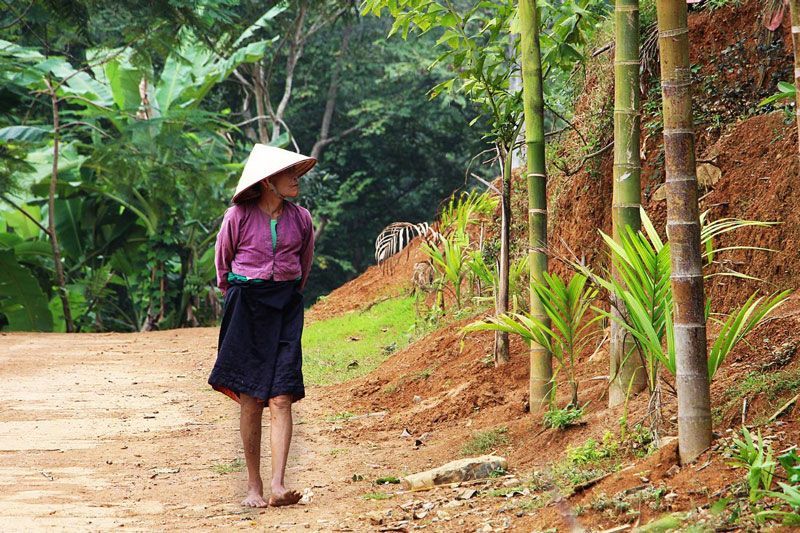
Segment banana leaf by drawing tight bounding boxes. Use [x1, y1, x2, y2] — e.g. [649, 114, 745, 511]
[0, 250, 53, 331]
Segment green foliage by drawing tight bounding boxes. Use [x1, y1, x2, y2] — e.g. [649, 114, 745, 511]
[567, 432, 618, 465]
[438, 190, 498, 236]
[715, 367, 800, 424]
[1, 3, 488, 330]
[375, 476, 401, 485]
[362, 0, 522, 145]
[461, 426, 509, 456]
[0, 249, 53, 331]
[211, 458, 245, 475]
[542, 404, 584, 430]
[422, 231, 469, 309]
[704, 0, 743, 12]
[758, 81, 796, 108]
[544, 432, 621, 493]
[302, 297, 415, 385]
[463, 272, 601, 407]
[362, 491, 393, 500]
[730, 427, 776, 502]
[582, 209, 790, 389]
[756, 448, 800, 525]
[707, 292, 791, 378]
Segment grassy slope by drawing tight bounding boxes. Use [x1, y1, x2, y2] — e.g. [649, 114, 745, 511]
[302, 296, 416, 386]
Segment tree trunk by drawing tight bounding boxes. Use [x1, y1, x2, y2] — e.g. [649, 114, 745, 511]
[252, 63, 270, 144]
[519, 0, 552, 408]
[46, 80, 74, 333]
[494, 147, 511, 366]
[655, 0, 711, 464]
[609, 0, 647, 407]
[790, 1, 800, 163]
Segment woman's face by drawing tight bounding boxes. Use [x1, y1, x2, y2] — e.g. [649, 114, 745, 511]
[266, 169, 300, 198]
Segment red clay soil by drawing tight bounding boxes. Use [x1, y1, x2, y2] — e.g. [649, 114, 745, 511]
[536, 0, 798, 312]
[313, 1, 800, 530]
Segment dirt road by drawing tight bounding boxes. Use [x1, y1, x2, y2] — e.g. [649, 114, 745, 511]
[0, 329, 412, 532]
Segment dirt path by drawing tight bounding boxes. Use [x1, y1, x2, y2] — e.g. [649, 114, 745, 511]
[0, 330, 418, 532]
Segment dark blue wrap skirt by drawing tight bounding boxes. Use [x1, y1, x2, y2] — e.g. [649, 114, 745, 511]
[208, 279, 305, 403]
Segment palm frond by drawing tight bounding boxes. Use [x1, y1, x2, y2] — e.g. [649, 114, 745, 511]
[374, 221, 436, 264]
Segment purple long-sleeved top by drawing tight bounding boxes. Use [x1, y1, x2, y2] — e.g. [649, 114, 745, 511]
[214, 201, 314, 295]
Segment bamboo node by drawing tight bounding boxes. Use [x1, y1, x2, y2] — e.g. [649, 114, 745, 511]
[672, 322, 706, 329]
[526, 173, 546, 178]
[658, 28, 689, 38]
[615, 5, 639, 12]
[664, 175, 700, 183]
[528, 208, 547, 215]
[661, 80, 692, 89]
[663, 128, 695, 135]
[614, 60, 640, 66]
[666, 219, 700, 225]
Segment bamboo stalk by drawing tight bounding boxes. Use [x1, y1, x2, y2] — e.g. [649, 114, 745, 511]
[519, 0, 552, 407]
[655, 0, 711, 464]
[609, 0, 647, 406]
[494, 148, 511, 365]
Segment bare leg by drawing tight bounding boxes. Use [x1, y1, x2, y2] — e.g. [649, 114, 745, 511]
[268, 395, 301, 506]
[240, 393, 268, 507]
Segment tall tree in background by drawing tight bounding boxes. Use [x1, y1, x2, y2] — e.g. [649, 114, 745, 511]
[655, 0, 711, 463]
[519, 0, 552, 406]
[608, 0, 646, 406]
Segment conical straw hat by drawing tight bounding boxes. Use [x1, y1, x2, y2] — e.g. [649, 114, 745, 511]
[232, 144, 317, 203]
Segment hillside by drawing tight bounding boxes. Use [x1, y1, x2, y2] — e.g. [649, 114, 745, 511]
[319, 1, 800, 530]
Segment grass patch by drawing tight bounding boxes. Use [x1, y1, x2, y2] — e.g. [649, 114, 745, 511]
[543, 405, 585, 430]
[714, 367, 800, 424]
[303, 296, 415, 385]
[211, 458, 244, 474]
[538, 432, 622, 493]
[487, 486, 526, 498]
[462, 426, 510, 456]
[325, 411, 356, 422]
[567, 431, 618, 465]
[363, 491, 393, 500]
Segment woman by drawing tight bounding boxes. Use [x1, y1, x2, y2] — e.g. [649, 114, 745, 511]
[209, 144, 316, 508]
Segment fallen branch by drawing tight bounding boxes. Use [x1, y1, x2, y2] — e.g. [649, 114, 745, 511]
[768, 394, 799, 422]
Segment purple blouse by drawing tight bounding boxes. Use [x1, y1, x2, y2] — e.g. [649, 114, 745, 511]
[214, 201, 314, 295]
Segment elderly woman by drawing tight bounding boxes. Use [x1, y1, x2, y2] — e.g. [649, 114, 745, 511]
[209, 144, 315, 508]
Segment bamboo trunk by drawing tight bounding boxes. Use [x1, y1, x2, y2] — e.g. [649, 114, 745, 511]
[609, 0, 647, 406]
[655, 0, 711, 463]
[519, 0, 552, 407]
[790, 1, 800, 162]
[494, 147, 511, 366]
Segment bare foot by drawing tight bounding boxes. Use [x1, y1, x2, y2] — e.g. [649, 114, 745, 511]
[242, 480, 268, 508]
[268, 487, 302, 507]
